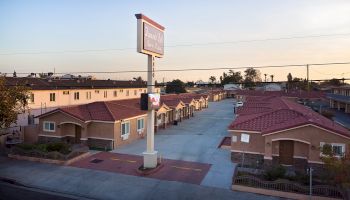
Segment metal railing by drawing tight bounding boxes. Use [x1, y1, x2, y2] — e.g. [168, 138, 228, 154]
[234, 175, 344, 199]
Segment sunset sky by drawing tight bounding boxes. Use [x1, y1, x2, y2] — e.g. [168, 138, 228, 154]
[1, 0, 350, 83]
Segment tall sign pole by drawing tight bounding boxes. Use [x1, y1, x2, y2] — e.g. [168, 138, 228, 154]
[135, 14, 164, 168]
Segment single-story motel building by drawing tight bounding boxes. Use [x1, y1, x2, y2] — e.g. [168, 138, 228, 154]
[229, 95, 350, 173]
[35, 93, 217, 150]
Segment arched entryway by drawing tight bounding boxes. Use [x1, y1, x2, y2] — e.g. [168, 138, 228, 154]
[60, 122, 83, 144]
[272, 138, 310, 167]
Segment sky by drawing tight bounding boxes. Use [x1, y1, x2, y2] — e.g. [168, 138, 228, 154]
[1, 0, 350, 83]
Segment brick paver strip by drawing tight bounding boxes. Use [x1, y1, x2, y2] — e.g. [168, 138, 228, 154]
[70, 152, 211, 185]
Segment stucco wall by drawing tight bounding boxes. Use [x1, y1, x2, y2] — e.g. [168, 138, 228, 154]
[38, 111, 86, 138]
[265, 125, 350, 163]
[87, 122, 114, 140]
[230, 131, 265, 154]
[230, 125, 350, 163]
[114, 115, 147, 148]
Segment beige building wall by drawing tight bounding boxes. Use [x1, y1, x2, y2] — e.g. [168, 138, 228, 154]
[230, 131, 265, 155]
[230, 125, 350, 163]
[87, 122, 115, 140]
[38, 112, 87, 138]
[264, 125, 350, 163]
[114, 115, 147, 148]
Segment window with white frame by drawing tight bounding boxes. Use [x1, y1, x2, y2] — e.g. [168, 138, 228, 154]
[320, 142, 345, 157]
[134, 90, 137, 96]
[126, 90, 129, 96]
[137, 118, 144, 131]
[104, 91, 108, 98]
[113, 90, 117, 97]
[121, 121, 130, 136]
[43, 121, 55, 132]
[74, 92, 79, 100]
[49, 93, 56, 102]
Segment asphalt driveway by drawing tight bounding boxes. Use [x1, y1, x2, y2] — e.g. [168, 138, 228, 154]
[112, 99, 236, 189]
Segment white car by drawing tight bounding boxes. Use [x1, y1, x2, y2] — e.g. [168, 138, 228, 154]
[236, 101, 243, 107]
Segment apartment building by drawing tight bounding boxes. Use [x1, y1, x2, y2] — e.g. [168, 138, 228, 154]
[328, 86, 350, 113]
[5, 77, 160, 128]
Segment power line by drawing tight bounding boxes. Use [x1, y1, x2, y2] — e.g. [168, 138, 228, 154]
[1, 32, 350, 55]
[3, 61, 350, 75]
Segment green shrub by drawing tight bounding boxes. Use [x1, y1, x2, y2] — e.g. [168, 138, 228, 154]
[16, 143, 35, 150]
[264, 165, 286, 181]
[46, 142, 70, 154]
[35, 144, 48, 152]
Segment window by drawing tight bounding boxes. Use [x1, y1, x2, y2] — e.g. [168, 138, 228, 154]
[320, 142, 345, 157]
[144, 89, 146, 93]
[86, 91, 91, 100]
[121, 121, 130, 140]
[95, 90, 100, 94]
[43, 121, 55, 132]
[119, 89, 123, 93]
[137, 118, 144, 131]
[63, 91, 69, 95]
[28, 114, 35, 125]
[113, 91, 117, 97]
[49, 93, 56, 102]
[74, 92, 79, 100]
[134, 90, 137, 96]
[104, 91, 108, 98]
[126, 90, 129, 96]
[28, 93, 34, 103]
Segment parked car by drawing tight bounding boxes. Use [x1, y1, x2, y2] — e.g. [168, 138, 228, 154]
[236, 101, 243, 107]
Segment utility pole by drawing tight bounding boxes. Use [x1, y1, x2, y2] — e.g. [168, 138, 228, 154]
[307, 64, 310, 92]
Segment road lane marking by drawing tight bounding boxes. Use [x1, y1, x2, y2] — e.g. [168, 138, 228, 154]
[171, 165, 202, 172]
[111, 158, 137, 163]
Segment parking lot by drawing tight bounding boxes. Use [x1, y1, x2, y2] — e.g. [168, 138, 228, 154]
[112, 99, 236, 189]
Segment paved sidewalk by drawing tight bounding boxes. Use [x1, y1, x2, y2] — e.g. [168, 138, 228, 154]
[0, 156, 280, 200]
[113, 99, 236, 189]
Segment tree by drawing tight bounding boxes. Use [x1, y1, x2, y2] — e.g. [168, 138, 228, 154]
[264, 74, 267, 82]
[165, 79, 187, 94]
[320, 144, 350, 188]
[185, 81, 194, 87]
[244, 68, 262, 88]
[13, 71, 17, 78]
[133, 76, 143, 82]
[0, 76, 29, 128]
[320, 78, 344, 87]
[209, 76, 216, 84]
[270, 75, 274, 82]
[220, 70, 243, 85]
[287, 73, 293, 82]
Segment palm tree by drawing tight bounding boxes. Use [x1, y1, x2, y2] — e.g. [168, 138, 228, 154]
[270, 75, 274, 82]
[209, 76, 216, 84]
[264, 74, 267, 82]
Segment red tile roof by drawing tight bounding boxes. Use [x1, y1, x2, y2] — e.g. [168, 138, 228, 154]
[235, 90, 325, 99]
[39, 100, 147, 122]
[229, 97, 350, 137]
[37, 93, 208, 122]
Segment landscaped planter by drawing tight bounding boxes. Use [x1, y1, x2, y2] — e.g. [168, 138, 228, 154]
[8, 151, 90, 165]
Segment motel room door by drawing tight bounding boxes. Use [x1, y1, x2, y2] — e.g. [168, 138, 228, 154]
[279, 140, 294, 165]
[75, 125, 82, 144]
